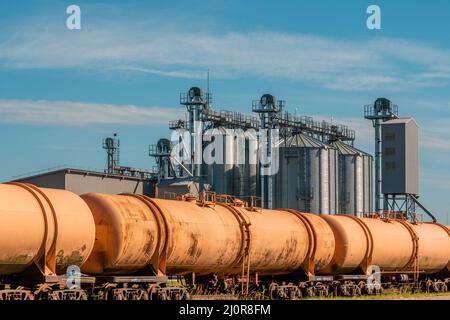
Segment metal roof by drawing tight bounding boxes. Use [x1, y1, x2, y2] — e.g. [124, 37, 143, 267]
[383, 117, 419, 127]
[283, 133, 329, 148]
[13, 167, 149, 182]
[330, 140, 372, 157]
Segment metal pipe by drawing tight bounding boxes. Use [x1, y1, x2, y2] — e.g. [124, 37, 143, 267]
[266, 127, 273, 209]
[374, 118, 382, 214]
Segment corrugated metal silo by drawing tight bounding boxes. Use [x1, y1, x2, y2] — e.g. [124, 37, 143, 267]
[233, 129, 247, 197]
[204, 127, 233, 195]
[274, 133, 338, 214]
[330, 140, 373, 216]
[233, 129, 259, 197]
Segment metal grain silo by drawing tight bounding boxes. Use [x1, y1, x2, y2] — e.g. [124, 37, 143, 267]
[232, 129, 246, 197]
[246, 130, 259, 197]
[233, 129, 258, 197]
[274, 133, 338, 214]
[330, 141, 372, 216]
[205, 128, 258, 197]
[204, 127, 235, 195]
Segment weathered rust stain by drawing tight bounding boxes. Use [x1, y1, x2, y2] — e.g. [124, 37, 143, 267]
[0, 254, 32, 265]
[186, 233, 200, 258]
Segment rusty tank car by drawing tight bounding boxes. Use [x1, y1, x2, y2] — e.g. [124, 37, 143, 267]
[80, 193, 332, 277]
[75, 194, 450, 299]
[321, 215, 450, 275]
[0, 184, 449, 300]
[0, 183, 95, 299]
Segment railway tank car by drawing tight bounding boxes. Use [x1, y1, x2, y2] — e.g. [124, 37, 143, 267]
[321, 216, 450, 275]
[0, 183, 450, 300]
[74, 194, 450, 298]
[0, 183, 95, 299]
[80, 193, 335, 277]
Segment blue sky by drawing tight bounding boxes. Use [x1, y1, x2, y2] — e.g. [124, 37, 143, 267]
[1, 1, 450, 222]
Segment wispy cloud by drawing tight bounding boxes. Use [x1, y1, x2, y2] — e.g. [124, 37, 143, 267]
[3, 97, 449, 153]
[0, 99, 182, 126]
[1, 16, 450, 91]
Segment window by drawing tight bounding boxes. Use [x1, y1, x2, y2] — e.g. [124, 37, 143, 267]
[385, 133, 396, 141]
[385, 161, 396, 170]
[384, 147, 396, 155]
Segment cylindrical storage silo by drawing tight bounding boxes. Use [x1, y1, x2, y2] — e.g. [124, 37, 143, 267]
[233, 129, 247, 197]
[232, 129, 258, 198]
[328, 147, 339, 214]
[243, 129, 259, 197]
[204, 127, 236, 196]
[0, 183, 95, 275]
[363, 155, 372, 213]
[274, 133, 338, 214]
[320, 148, 330, 214]
[330, 141, 373, 216]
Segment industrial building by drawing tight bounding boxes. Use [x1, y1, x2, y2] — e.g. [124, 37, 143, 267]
[150, 87, 373, 215]
[13, 167, 155, 196]
[13, 134, 157, 196]
[10, 87, 435, 221]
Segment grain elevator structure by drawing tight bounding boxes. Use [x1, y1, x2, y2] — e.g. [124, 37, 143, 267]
[150, 87, 373, 215]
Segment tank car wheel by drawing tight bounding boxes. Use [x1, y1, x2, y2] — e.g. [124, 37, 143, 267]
[148, 284, 160, 300]
[0, 287, 35, 300]
[268, 283, 279, 300]
[34, 284, 54, 300]
[306, 286, 316, 298]
[292, 287, 302, 300]
[352, 286, 362, 297]
[316, 285, 329, 298]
